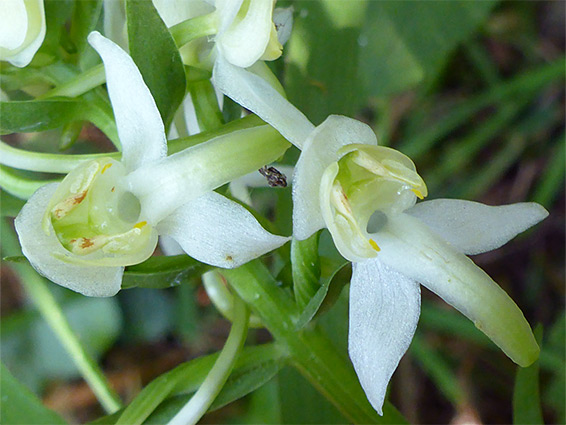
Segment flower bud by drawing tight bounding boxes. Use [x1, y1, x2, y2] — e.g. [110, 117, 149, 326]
[0, 0, 46, 67]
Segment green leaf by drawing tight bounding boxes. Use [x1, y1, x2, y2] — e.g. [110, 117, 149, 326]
[70, 0, 103, 58]
[513, 325, 544, 425]
[1, 191, 25, 217]
[126, 0, 186, 129]
[291, 232, 321, 309]
[121, 255, 210, 289]
[188, 79, 224, 131]
[295, 261, 350, 330]
[284, 1, 364, 124]
[278, 366, 347, 424]
[95, 344, 287, 425]
[0, 100, 82, 134]
[0, 362, 67, 425]
[360, 1, 497, 96]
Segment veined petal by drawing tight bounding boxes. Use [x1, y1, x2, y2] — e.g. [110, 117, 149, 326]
[213, 55, 314, 149]
[88, 31, 167, 171]
[14, 184, 124, 297]
[293, 115, 377, 240]
[349, 258, 421, 415]
[1, 0, 46, 68]
[374, 212, 539, 367]
[216, 0, 273, 68]
[156, 191, 289, 268]
[407, 199, 549, 255]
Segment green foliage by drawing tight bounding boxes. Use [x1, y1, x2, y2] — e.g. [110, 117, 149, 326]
[121, 254, 210, 289]
[291, 232, 321, 308]
[126, 0, 186, 129]
[513, 326, 544, 424]
[0, 363, 67, 425]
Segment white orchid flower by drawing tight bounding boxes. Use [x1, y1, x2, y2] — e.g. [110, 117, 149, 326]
[0, 0, 46, 67]
[14, 31, 289, 297]
[212, 63, 548, 415]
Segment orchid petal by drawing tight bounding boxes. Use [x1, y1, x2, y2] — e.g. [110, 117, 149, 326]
[213, 55, 314, 148]
[293, 115, 377, 240]
[156, 191, 289, 268]
[14, 184, 124, 297]
[1, 0, 46, 68]
[0, 0, 27, 50]
[349, 258, 420, 415]
[216, 0, 273, 68]
[215, 0, 244, 35]
[407, 199, 549, 255]
[88, 31, 167, 171]
[374, 212, 539, 366]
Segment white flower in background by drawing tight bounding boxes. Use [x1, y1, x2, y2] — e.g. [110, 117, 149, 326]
[15, 31, 288, 297]
[212, 63, 548, 414]
[0, 0, 46, 67]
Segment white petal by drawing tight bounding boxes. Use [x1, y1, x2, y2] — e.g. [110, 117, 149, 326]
[88, 31, 167, 171]
[293, 115, 377, 240]
[349, 258, 420, 415]
[374, 212, 539, 367]
[213, 55, 314, 149]
[1, 0, 46, 68]
[407, 199, 549, 255]
[216, 0, 272, 68]
[215, 0, 244, 35]
[0, 0, 27, 50]
[156, 191, 289, 268]
[14, 184, 124, 297]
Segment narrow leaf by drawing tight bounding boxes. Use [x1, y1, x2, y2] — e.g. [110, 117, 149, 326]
[291, 232, 321, 308]
[126, 0, 186, 129]
[0, 362, 67, 425]
[121, 254, 210, 289]
[0, 100, 83, 134]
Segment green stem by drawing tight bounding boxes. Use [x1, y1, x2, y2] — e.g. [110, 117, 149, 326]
[1, 220, 123, 413]
[221, 261, 407, 425]
[0, 165, 61, 199]
[168, 296, 249, 425]
[41, 12, 218, 100]
[0, 115, 266, 174]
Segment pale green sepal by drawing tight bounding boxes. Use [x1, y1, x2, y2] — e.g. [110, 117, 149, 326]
[152, 0, 214, 27]
[14, 184, 124, 297]
[88, 31, 167, 172]
[293, 115, 377, 241]
[407, 199, 549, 255]
[374, 212, 539, 367]
[156, 191, 289, 269]
[213, 55, 315, 149]
[0, 0, 46, 67]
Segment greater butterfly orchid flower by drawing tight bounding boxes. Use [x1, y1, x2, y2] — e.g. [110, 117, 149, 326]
[213, 62, 548, 415]
[14, 32, 289, 297]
